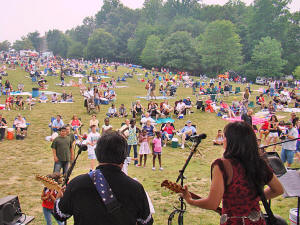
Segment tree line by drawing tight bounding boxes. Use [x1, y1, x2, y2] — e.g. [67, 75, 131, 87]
[1, 0, 299, 79]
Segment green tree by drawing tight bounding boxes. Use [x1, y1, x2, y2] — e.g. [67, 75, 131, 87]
[12, 38, 34, 51]
[67, 41, 84, 58]
[86, 28, 116, 59]
[169, 17, 207, 38]
[46, 30, 70, 57]
[293, 66, 300, 80]
[27, 31, 42, 51]
[248, 36, 286, 78]
[142, 0, 163, 25]
[0, 40, 11, 51]
[141, 35, 161, 68]
[161, 31, 197, 71]
[199, 20, 243, 74]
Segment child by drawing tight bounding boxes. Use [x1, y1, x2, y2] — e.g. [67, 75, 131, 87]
[213, 130, 224, 145]
[87, 125, 101, 171]
[101, 118, 113, 135]
[138, 129, 151, 167]
[41, 172, 64, 225]
[152, 131, 163, 171]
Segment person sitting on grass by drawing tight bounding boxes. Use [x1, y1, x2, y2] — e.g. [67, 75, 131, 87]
[14, 114, 27, 139]
[69, 114, 82, 135]
[141, 112, 156, 127]
[161, 100, 173, 117]
[175, 99, 186, 117]
[52, 115, 64, 132]
[119, 104, 128, 117]
[5, 94, 13, 110]
[106, 104, 119, 117]
[132, 100, 144, 118]
[220, 101, 235, 118]
[183, 97, 194, 114]
[162, 122, 175, 147]
[15, 96, 24, 110]
[213, 130, 224, 145]
[178, 120, 197, 149]
[51, 93, 58, 103]
[39, 92, 48, 103]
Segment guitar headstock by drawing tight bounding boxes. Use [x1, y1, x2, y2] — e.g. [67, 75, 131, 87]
[35, 174, 61, 192]
[161, 180, 183, 194]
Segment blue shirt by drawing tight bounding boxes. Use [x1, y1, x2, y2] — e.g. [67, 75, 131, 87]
[52, 119, 64, 128]
[181, 125, 196, 134]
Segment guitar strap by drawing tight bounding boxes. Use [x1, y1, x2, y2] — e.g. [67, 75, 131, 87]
[88, 169, 133, 225]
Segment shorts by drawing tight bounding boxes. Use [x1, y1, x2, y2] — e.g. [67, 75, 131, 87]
[153, 152, 161, 155]
[88, 151, 96, 160]
[269, 132, 278, 138]
[296, 141, 300, 153]
[281, 149, 295, 164]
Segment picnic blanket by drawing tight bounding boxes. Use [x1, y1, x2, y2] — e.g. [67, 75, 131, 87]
[41, 91, 61, 95]
[223, 116, 267, 125]
[114, 86, 128, 88]
[155, 118, 175, 124]
[137, 96, 174, 100]
[72, 74, 85, 78]
[282, 108, 300, 113]
[0, 104, 5, 110]
[10, 91, 31, 96]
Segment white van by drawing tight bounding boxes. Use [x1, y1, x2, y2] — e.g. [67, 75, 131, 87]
[256, 77, 266, 85]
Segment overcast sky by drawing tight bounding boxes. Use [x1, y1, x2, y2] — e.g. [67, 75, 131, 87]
[0, 0, 299, 43]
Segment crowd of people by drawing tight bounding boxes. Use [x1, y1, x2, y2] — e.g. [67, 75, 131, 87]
[1, 51, 300, 225]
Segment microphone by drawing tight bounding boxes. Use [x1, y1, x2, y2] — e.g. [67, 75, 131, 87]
[190, 133, 207, 141]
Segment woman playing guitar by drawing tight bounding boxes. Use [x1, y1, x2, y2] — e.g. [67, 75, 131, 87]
[181, 122, 284, 225]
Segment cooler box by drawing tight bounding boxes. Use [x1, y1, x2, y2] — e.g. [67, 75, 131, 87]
[171, 138, 178, 148]
[31, 76, 37, 82]
[7, 128, 14, 140]
[32, 88, 39, 97]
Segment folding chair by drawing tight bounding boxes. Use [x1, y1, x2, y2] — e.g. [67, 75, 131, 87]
[49, 117, 56, 134]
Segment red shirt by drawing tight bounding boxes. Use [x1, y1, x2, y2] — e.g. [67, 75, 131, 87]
[42, 188, 58, 209]
[163, 125, 174, 134]
[71, 119, 80, 126]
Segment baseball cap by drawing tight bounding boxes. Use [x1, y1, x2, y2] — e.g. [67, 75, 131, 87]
[186, 120, 192, 124]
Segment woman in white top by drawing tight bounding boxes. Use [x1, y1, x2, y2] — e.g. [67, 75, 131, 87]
[101, 118, 113, 135]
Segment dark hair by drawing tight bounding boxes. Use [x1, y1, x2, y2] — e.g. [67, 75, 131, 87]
[223, 122, 270, 189]
[270, 115, 278, 122]
[95, 131, 128, 164]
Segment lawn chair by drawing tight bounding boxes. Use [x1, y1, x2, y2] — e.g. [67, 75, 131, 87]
[185, 124, 197, 149]
[13, 117, 30, 138]
[206, 88, 211, 95]
[248, 101, 254, 108]
[235, 87, 241, 94]
[161, 123, 176, 146]
[49, 117, 56, 134]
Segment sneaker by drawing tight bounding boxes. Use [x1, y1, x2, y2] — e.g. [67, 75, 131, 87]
[163, 144, 166, 147]
[181, 144, 184, 149]
[159, 167, 164, 171]
[152, 167, 156, 171]
[135, 164, 140, 167]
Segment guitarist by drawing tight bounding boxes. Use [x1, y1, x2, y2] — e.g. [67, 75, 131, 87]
[181, 122, 284, 225]
[53, 131, 153, 225]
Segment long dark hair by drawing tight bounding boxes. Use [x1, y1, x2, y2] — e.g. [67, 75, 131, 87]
[223, 122, 270, 189]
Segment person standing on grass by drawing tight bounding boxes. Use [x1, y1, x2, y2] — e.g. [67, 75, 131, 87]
[152, 131, 163, 171]
[87, 125, 101, 171]
[51, 127, 74, 175]
[137, 129, 151, 167]
[280, 122, 298, 167]
[0, 114, 7, 141]
[122, 119, 141, 165]
[41, 172, 64, 225]
[150, 79, 156, 100]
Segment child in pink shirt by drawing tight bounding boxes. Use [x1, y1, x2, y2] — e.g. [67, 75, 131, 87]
[152, 131, 163, 171]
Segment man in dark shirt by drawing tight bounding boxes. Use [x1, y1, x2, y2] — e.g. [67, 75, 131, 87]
[241, 109, 253, 127]
[53, 131, 153, 225]
[0, 114, 7, 141]
[51, 127, 74, 175]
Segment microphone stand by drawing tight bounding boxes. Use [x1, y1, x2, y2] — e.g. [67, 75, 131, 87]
[260, 137, 300, 150]
[168, 137, 204, 225]
[62, 144, 85, 225]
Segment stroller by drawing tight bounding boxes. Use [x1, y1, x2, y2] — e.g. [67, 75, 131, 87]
[87, 97, 96, 114]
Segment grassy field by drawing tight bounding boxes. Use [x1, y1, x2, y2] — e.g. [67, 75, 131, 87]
[0, 65, 298, 225]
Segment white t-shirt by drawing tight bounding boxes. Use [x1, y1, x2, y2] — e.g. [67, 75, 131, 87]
[176, 102, 186, 111]
[102, 124, 112, 132]
[282, 128, 298, 150]
[87, 132, 100, 154]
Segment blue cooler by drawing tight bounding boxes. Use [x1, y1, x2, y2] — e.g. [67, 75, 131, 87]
[31, 76, 37, 82]
[32, 88, 39, 97]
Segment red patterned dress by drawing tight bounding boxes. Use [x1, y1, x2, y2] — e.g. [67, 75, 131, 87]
[212, 158, 273, 225]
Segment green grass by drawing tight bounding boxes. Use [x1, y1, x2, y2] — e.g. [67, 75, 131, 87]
[0, 65, 298, 225]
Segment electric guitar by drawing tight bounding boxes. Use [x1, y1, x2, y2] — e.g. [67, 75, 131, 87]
[161, 180, 222, 215]
[35, 174, 62, 192]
